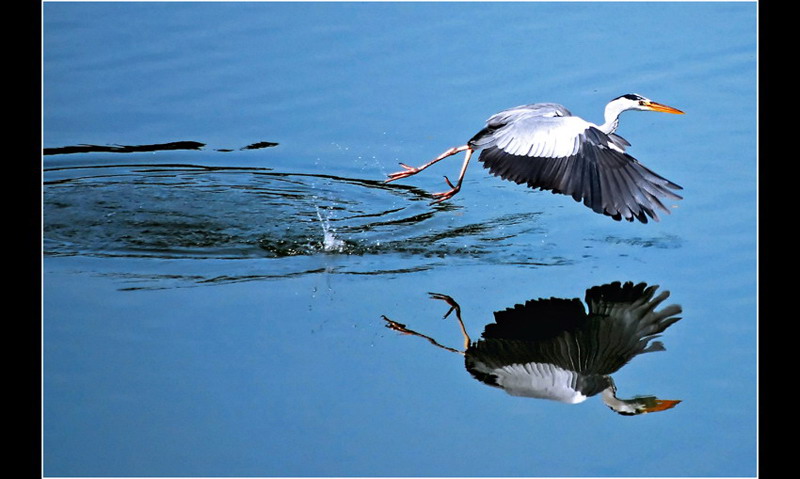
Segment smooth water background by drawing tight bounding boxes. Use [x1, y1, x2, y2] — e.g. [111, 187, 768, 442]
[42, 2, 757, 477]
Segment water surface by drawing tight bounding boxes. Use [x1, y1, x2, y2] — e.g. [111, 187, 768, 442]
[43, 2, 757, 477]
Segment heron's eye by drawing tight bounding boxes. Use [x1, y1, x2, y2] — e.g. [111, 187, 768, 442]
[638, 100, 645, 106]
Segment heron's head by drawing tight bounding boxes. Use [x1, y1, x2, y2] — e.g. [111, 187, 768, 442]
[601, 384, 681, 415]
[613, 93, 685, 114]
[610, 396, 682, 416]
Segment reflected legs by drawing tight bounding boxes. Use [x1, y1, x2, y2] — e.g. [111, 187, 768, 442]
[381, 292, 472, 354]
[381, 316, 463, 355]
[427, 292, 471, 350]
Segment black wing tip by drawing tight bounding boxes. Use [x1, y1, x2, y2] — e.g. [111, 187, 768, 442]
[478, 147, 682, 223]
[586, 281, 653, 302]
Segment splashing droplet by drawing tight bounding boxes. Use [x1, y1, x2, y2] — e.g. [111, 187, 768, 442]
[315, 204, 346, 253]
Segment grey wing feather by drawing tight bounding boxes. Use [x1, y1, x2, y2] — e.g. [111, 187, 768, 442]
[580, 281, 683, 371]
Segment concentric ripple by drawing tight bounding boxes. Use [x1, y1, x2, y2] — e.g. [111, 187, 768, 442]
[44, 160, 563, 287]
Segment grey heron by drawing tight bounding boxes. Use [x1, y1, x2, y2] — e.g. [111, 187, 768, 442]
[382, 281, 683, 415]
[385, 94, 684, 223]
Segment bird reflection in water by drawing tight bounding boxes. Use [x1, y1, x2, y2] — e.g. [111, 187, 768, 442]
[382, 281, 683, 415]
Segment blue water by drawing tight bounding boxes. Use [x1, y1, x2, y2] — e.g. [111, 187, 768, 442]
[43, 2, 757, 477]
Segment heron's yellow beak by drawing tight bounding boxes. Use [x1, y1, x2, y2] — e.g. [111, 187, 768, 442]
[643, 399, 682, 413]
[646, 101, 685, 114]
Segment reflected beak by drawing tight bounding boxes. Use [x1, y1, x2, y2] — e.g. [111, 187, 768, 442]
[643, 399, 682, 413]
[646, 101, 685, 114]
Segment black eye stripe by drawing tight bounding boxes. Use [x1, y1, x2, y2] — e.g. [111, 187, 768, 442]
[612, 93, 645, 102]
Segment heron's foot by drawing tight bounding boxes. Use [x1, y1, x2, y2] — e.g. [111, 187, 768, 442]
[430, 176, 461, 204]
[385, 163, 421, 183]
[428, 292, 461, 319]
[381, 315, 414, 335]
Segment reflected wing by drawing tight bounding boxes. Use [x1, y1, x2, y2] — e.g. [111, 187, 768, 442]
[580, 281, 683, 373]
[466, 296, 611, 400]
[464, 282, 682, 399]
[468, 296, 599, 374]
[469, 111, 682, 223]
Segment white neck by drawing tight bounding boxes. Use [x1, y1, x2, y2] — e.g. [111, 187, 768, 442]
[600, 387, 638, 414]
[599, 100, 628, 134]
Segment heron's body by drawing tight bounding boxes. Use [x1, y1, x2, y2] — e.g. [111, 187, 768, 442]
[385, 94, 684, 223]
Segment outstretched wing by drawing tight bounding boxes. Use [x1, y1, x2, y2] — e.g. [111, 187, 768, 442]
[468, 105, 682, 223]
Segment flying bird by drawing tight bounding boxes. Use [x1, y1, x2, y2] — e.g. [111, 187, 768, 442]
[382, 281, 683, 415]
[385, 94, 684, 223]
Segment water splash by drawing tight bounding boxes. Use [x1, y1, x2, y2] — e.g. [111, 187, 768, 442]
[314, 203, 346, 253]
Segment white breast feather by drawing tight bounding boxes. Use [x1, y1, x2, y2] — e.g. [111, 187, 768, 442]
[490, 362, 589, 404]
